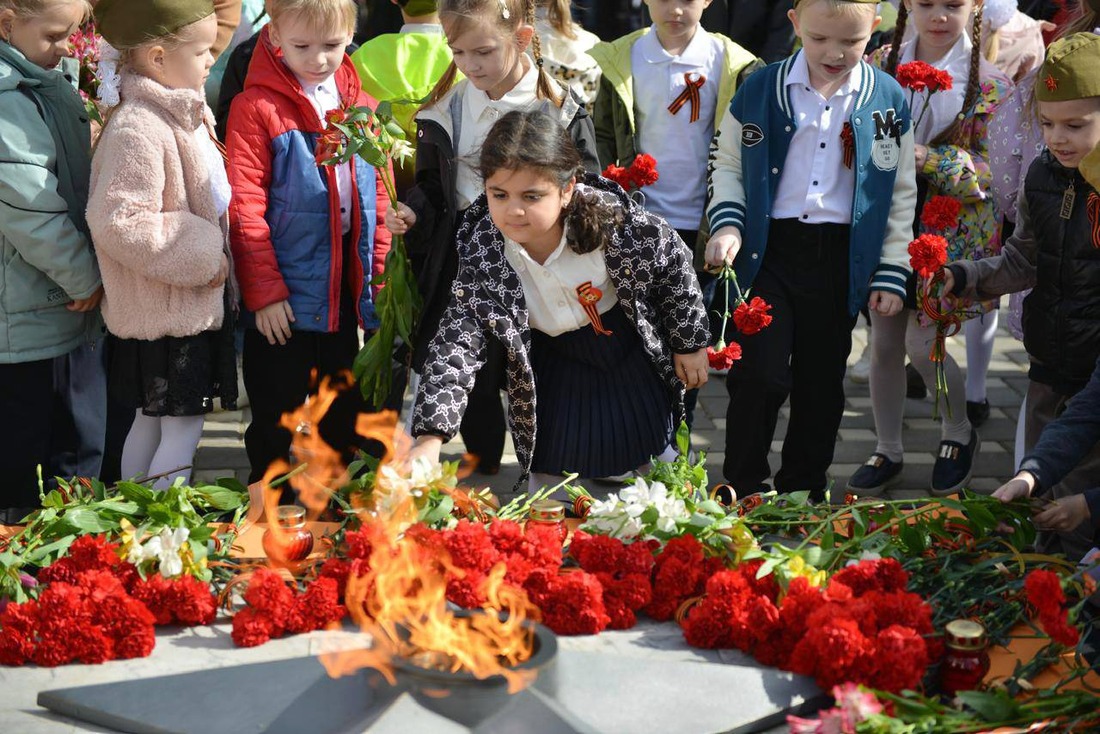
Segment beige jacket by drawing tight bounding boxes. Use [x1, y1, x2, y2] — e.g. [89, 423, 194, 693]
[88, 74, 226, 341]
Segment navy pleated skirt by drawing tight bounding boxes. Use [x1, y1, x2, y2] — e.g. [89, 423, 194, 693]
[529, 304, 674, 477]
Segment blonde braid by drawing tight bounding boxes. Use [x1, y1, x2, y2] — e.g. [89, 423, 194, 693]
[526, 0, 562, 106]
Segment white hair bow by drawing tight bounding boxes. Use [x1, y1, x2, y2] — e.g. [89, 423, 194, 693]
[96, 39, 122, 108]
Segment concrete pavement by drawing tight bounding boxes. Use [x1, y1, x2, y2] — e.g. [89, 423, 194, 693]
[193, 323, 1026, 501]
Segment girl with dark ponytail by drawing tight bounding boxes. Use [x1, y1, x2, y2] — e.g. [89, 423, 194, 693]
[850, 0, 1013, 497]
[385, 0, 598, 475]
[408, 110, 710, 492]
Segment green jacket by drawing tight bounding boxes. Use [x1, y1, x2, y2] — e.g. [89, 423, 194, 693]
[0, 42, 101, 364]
[589, 28, 762, 169]
[351, 31, 455, 143]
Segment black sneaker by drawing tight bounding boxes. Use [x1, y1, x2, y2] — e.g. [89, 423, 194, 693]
[847, 454, 904, 496]
[931, 430, 980, 496]
[906, 363, 928, 400]
[966, 399, 991, 427]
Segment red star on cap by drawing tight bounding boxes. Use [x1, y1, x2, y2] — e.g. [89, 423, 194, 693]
[1045, 74, 1059, 92]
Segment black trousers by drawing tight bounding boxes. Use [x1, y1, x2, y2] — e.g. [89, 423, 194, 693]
[0, 359, 53, 518]
[723, 219, 857, 496]
[243, 307, 381, 492]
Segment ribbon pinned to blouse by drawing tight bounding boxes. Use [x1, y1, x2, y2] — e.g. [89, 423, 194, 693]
[668, 72, 706, 123]
[575, 282, 613, 335]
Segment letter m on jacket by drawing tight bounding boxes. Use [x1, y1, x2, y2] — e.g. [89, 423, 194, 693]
[872, 108, 902, 147]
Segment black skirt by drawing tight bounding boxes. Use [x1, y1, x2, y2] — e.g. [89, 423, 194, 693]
[529, 304, 674, 477]
[109, 311, 238, 417]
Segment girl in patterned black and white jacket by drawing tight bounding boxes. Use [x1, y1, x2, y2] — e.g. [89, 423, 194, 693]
[408, 110, 710, 489]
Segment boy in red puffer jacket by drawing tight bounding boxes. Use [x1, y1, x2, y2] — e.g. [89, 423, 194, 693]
[226, 0, 392, 484]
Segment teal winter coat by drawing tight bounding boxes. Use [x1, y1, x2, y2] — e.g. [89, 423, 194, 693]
[0, 42, 101, 363]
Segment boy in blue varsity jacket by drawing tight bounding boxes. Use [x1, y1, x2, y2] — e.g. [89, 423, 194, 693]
[705, 0, 917, 501]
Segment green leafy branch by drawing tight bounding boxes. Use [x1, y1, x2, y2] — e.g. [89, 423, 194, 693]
[319, 102, 421, 407]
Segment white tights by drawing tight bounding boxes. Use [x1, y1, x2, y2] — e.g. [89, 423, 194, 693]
[964, 311, 998, 403]
[120, 411, 205, 489]
[869, 310, 972, 462]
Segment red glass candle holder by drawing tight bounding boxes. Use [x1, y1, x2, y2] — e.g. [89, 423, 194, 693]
[262, 505, 314, 563]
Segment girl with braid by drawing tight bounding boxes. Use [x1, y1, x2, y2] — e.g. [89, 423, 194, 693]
[386, 0, 598, 475]
[409, 110, 709, 490]
[849, 0, 1013, 497]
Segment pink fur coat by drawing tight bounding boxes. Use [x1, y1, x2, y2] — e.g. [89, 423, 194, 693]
[88, 73, 226, 341]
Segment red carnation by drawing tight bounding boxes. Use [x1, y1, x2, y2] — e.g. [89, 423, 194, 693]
[733, 297, 774, 336]
[869, 625, 929, 693]
[908, 234, 948, 279]
[231, 607, 276, 648]
[706, 342, 742, 370]
[1025, 569, 1080, 647]
[895, 61, 953, 93]
[789, 616, 873, 690]
[920, 195, 962, 232]
[285, 577, 346, 634]
[524, 569, 610, 636]
[601, 163, 630, 190]
[444, 520, 501, 573]
[628, 154, 659, 188]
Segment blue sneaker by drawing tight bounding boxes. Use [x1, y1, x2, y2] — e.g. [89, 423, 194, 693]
[931, 430, 980, 496]
[847, 454, 903, 496]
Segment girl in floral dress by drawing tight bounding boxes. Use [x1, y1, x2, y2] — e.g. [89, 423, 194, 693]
[849, 0, 1012, 496]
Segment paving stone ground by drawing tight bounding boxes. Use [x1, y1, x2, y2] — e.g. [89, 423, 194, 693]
[194, 322, 1026, 501]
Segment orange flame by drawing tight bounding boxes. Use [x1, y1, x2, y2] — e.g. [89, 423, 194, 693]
[260, 371, 538, 692]
[329, 494, 539, 693]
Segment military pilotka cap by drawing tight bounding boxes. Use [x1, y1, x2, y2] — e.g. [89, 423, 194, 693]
[95, 0, 215, 48]
[1036, 33, 1100, 103]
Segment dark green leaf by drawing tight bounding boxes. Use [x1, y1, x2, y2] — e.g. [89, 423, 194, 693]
[957, 690, 1022, 721]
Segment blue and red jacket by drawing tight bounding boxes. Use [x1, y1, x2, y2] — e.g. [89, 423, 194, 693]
[226, 26, 391, 332]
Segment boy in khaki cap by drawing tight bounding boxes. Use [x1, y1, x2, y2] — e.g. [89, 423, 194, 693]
[945, 33, 1100, 562]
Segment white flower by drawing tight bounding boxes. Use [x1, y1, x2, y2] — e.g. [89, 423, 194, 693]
[125, 529, 146, 566]
[653, 496, 689, 534]
[582, 496, 642, 540]
[142, 527, 189, 578]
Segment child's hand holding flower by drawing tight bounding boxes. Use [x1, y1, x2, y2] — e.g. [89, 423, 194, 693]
[704, 226, 742, 268]
[386, 202, 416, 235]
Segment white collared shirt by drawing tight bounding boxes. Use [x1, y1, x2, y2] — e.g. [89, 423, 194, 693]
[455, 62, 541, 210]
[631, 26, 724, 229]
[298, 74, 353, 234]
[194, 123, 231, 217]
[898, 34, 971, 145]
[771, 51, 860, 224]
[401, 23, 443, 34]
[503, 229, 619, 337]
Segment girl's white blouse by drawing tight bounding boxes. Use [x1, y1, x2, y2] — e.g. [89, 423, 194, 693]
[502, 228, 619, 337]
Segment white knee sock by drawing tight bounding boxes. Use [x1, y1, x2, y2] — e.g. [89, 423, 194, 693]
[121, 411, 161, 481]
[964, 311, 998, 403]
[905, 319, 972, 444]
[868, 310, 910, 462]
[148, 415, 205, 489]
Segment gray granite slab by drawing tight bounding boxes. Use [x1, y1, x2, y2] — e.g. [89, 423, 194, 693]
[8, 618, 824, 734]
